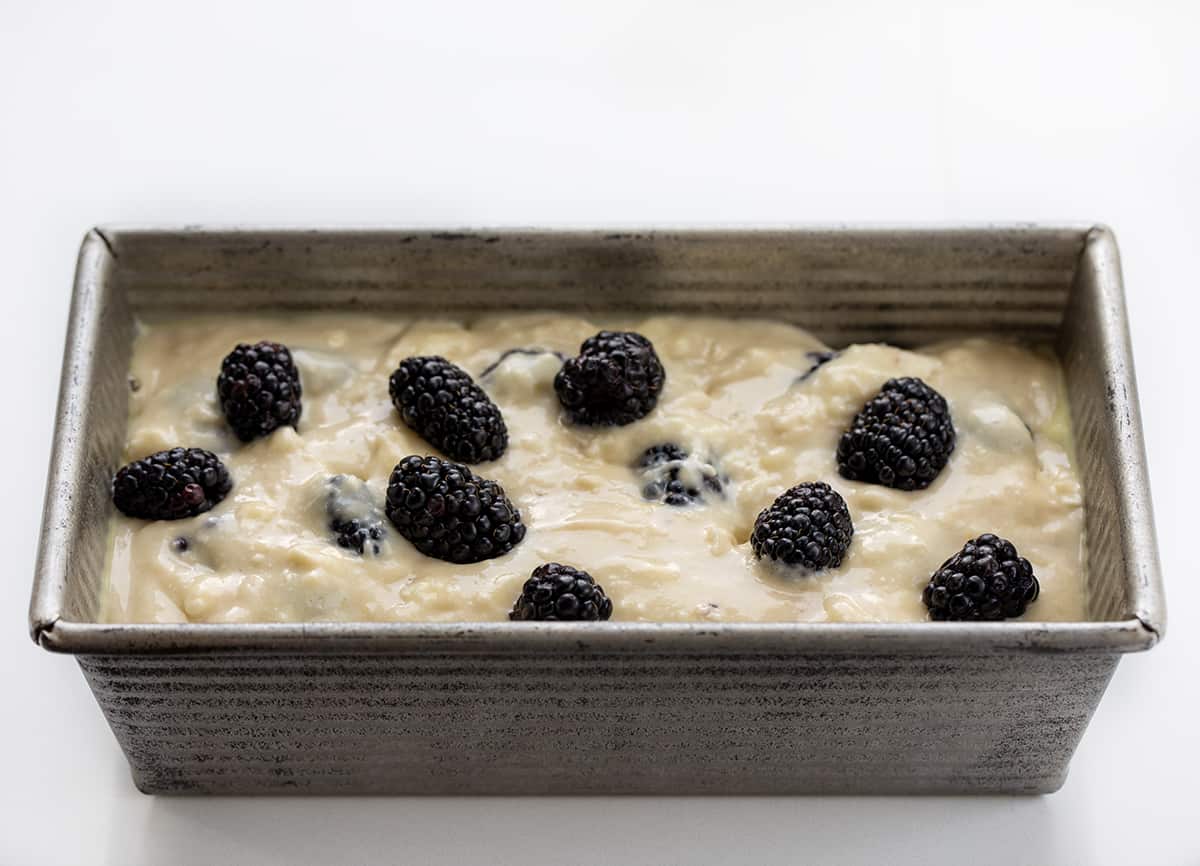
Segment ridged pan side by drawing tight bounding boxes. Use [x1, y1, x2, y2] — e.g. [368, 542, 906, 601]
[81, 650, 1118, 795]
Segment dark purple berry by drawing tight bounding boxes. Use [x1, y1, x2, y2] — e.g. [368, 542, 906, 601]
[325, 475, 387, 556]
[554, 331, 665, 426]
[635, 443, 724, 506]
[751, 481, 854, 571]
[389, 356, 508, 464]
[923, 534, 1040, 621]
[112, 448, 232, 521]
[837, 377, 955, 491]
[509, 563, 613, 621]
[384, 455, 525, 563]
[217, 341, 302, 441]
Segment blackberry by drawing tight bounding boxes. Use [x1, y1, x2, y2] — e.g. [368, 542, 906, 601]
[217, 341, 303, 442]
[636, 443, 724, 506]
[389, 356, 508, 463]
[384, 455, 526, 563]
[479, 347, 567, 381]
[837, 377, 955, 491]
[923, 534, 1040, 621]
[554, 331, 665, 426]
[112, 447, 232, 521]
[750, 481, 854, 571]
[509, 563, 613, 621]
[324, 475, 386, 556]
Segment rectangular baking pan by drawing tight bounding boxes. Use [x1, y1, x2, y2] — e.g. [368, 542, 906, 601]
[29, 226, 1165, 794]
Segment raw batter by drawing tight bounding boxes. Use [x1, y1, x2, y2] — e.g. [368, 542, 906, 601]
[101, 313, 1087, 623]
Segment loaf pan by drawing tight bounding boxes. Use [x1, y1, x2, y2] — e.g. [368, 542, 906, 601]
[29, 226, 1165, 794]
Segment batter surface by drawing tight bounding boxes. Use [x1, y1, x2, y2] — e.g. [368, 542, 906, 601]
[101, 313, 1087, 623]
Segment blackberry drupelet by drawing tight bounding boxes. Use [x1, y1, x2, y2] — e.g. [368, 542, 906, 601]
[324, 475, 387, 556]
[837, 377, 955, 491]
[636, 443, 724, 506]
[217, 341, 303, 442]
[384, 455, 525, 563]
[389, 356, 508, 463]
[554, 331, 665, 426]
[112, 447, 232, 521]
[922, 533, 1040, 621]
[750, 481, 854, 571]
[509, 563, 613, 621]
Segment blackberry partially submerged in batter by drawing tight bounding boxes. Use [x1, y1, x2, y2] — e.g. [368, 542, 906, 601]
[112, 447, 232, 521]
[324, 475, 386, 556]
[554, 331, 665, 426]
[795, 350, 838, 384]
[837, 377, 955, 491]
[509, 563, 613, 621]
[750, 481, 854, 572]
[479, 347, 566, 381]
[389, 356, 508, 464]
[635, 443, 724, 506]
[922, 533, 1040, 621]
[384, 455, 525, 563]
[217, 341, 303, 441]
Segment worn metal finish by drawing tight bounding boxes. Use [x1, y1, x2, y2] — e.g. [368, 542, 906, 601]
[29, 226, 1164, 795]
[78, 651, 1119, 795]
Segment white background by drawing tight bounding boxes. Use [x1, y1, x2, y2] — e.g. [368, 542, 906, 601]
[1, 2, 1195, 864]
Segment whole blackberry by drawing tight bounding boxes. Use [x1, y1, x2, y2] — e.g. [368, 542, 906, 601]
[636, 443, 724, 506]
[509, 563, 613, 621]
[554, 331, 665, 426]
[217, 341, 303, 442]
[384, 455, 526, 563]
[112, 448, 232, 520]
[389, 356, 508, 463]
[750, 481, 854, 571]
[837, 377, 955, 491]
[324, 475, 386, 556]
[923, 534, 1040, 621]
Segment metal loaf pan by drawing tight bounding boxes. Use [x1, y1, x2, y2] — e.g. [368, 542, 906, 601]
[29, 226, 1165, 795]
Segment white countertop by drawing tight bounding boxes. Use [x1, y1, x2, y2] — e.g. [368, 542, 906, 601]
[2, 2, 1195, 863]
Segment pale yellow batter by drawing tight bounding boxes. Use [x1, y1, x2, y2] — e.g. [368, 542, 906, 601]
[101, 313, 1087, 624]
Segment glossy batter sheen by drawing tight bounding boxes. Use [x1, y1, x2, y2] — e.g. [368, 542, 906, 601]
[101, 313, 1088, 624]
